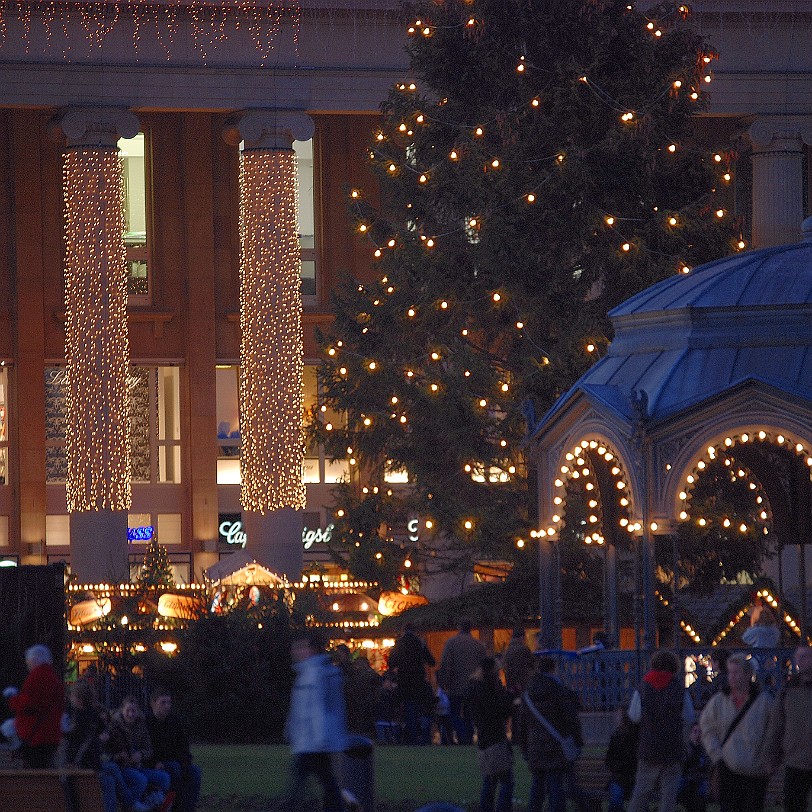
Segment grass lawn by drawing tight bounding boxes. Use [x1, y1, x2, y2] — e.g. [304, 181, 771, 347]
[194, 744, 532, 810]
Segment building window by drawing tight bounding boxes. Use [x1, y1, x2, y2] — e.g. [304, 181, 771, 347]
[304, 364, 349, 484]
[215, 363, 347, 485]
[119, 133, 151, 302]
[295, 139, 317, 300]
[46, 515, 70, 547]
[46, 365, 180, 484]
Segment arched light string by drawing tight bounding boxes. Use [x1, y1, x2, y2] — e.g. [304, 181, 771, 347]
[354, 5, 743, 275]
[713, 587, 806, 647]
[537, 438, 633, 542]
[677, 430, 812, 530]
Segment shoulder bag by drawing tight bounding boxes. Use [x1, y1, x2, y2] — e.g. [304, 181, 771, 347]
[522, 690, 581, 763]
[708, 693, 756, 802]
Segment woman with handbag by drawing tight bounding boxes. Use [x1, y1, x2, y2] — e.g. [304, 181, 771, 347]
[699, 653, 773, 812]
[467, 657, 515, 812]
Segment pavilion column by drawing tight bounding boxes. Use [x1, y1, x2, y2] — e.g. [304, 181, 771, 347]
[51, 107, 139, 584]
[223, 111, 314, 580]
[749, 117, 812, 248]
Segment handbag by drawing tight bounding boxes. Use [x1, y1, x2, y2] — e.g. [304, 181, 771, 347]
[522, 690, 581, 763]
[708, 694, 756, 802]
[477, 739, 514, 776]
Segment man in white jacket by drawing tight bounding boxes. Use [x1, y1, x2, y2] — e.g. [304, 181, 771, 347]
[285, 629, 349, 812]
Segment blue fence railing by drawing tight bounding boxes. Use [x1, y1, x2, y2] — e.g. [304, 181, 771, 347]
[550, 647, 798, 711]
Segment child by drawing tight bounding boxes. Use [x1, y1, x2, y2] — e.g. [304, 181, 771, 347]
[434, 686, 453, 746]
[605, 710, 639, 812]
[374, 671, 402, 744]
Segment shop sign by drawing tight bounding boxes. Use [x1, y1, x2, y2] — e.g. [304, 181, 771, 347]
[128, 525, 154, 542]
[70, 598, 112, 626]
[302, 523, 334, 549]
[219, 518, 247, 548]
[377, 591, 429, 617]
[158, 593, 200, 620]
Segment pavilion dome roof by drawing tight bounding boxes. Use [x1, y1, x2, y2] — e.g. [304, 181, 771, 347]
[536, 221, 812, 429]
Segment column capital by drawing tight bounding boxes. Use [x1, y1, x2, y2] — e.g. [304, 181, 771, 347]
[749, 116, 812, 151]
[49, 106, 140, 148]
[222, 109, 314, 150]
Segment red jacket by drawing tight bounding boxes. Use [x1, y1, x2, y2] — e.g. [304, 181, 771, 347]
[8, 663, 63, 746]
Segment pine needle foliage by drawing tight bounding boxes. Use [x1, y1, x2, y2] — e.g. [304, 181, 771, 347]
[312, 0, 739, 589]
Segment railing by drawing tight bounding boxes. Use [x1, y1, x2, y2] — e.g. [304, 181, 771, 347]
[550, 647, 798, 711]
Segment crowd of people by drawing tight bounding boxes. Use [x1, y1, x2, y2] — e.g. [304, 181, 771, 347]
[1, 644, 201, 812]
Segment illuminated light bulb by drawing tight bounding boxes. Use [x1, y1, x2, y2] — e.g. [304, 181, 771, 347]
[492, 292, 501, 302]
[531, 98, 540, 107]
[440, 301, 448, 309]
[605, 215, 615, 225]
[723, 173, 731, 182]
[516, 539, 525, 548]
[646, 21, 654, 29]
[474, 127, 484, 136]
[467, 17, 475, 26]
[491, 159, 500, 168]
[681, 266, 691, 274]
[479, 399, 487, 407]
[552, 514, 560, 523]
[704, 75, 712, 83]
[679, 491, 687, 500]
[425, 520, 433, 529]
[398, 123, 407, 132]
[419, 174, 428, 183]
[673, 79, 683, 88]
[469, 218, 478, 227]
[698, 518, 706, 526]
[620, 497, 628, 506]
[325, 423, 333, 431]
[388, 164, 397, 173]
[422, 26, 430, 35]
[778, 434, 785, 444]
[359, 223, 368, 232]
[407, 308, 415, 317]
[461, 329, 469, 336]
[526, 194, 536, 203]
[426, 239, 435, 248]
[668, 144, 677, 152]
[431, 351, 440, 360]
[737, 240, 746, 249]
[351, 188, 360, 197]
[368, 361, 377, 370]
[668, 216, 678, 226]
[579, 75, 588, 83]
[740, 523, 748, 532]
[387, 239, 396, 248]
[449, 150, 458, 160]
[430, 383, 439, 392]
[690, 92, 699, 100]
[680, 511, 688, 520]
[797, 443, 805, 452]
[501, 383, 509, 392]
[464, 370, 470, 376]
[586, 343, 595, 353]
[697, 460, 706, 469]
[517, 63, 525, 73]
[557, 153, 565, 163]
[723, 518, 731, 527]
[416, 114, 424, 123]
[464, 520, 473, 530]
[390, 396, 398, 404]
[621, 112, 634, 122]
[409, 83, 417, 91]
[621, 242, 631, 252]
[399, 416, 407, 424]
[327, 347, 336, 356]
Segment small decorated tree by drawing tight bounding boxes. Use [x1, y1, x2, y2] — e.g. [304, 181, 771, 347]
[138, 537, 175, 590]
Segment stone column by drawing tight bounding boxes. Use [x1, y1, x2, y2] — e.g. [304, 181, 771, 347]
[51, 107, 139, 584]
[749, 117, 812, 248]
[223, 111, 314, 580]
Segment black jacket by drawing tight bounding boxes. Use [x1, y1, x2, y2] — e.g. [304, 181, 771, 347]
[146, 711, 192, 768]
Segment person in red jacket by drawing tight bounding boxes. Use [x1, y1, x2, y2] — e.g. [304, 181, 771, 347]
[3, 644, 63, 767]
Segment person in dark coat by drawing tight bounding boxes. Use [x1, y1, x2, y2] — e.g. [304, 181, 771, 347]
[146, 687, 202, 812]
[388, 622, 435, 744]
[515, 655, 583, 812]
[605, 710, 639, 812]
[468, 657, 515, 812]
[501, 626, 534, 697]
[626, 650, 695, 812]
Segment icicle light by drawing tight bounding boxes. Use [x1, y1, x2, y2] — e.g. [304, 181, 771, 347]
[63, 147, 131, 512]
[238, 148, 306, 512]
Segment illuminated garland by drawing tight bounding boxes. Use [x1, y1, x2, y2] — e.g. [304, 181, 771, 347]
[63, 147, 131, 512]
[0, 1, 301, 63]
[238, 148, 306, 513]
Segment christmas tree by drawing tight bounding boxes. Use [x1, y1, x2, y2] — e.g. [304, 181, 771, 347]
[137, 537, 175, 590]
[312, 0, 739, 589]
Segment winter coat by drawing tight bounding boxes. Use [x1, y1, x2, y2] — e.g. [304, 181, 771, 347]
[764, 671, 812, 771]
[146, 711, 193, 768]
[286, 652, 349, 755]
[502, 638, 535, 696]
[437, 632, 486, 698]
[628, 669, 693, 765]
[467, 676, 514, 750]
[60, 705, 103, 769]
[105, 708, 154, 768]
[699, 685, 772, 776]
[605, 720, 639, 794]
[8, 663, 62, 746]
[388, 631, 435, 695]
[515, 672, 582, 771]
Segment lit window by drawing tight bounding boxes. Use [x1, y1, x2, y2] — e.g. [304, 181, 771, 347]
[118, 133, 150, 302]
[295, 139, 317, 299]
[46, 366, 180, 484]
[215, 365, 241, 485]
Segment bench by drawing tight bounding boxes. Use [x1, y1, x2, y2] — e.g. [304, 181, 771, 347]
[0, 768, 104, 812]
[572, 756, 784, 810]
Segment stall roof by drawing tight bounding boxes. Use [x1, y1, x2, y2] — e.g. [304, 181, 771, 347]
[205, 551, 287, 586]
